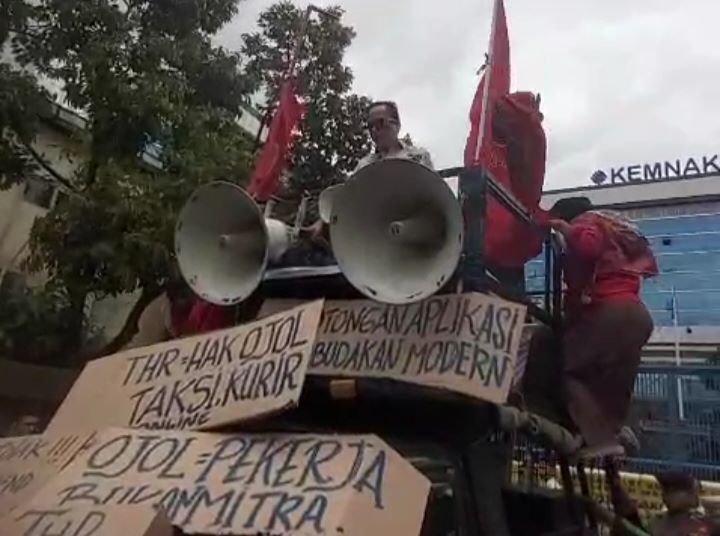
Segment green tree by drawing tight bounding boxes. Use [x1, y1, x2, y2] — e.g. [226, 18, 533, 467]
[0, 281, 79, 366]
[241, 2, 372, 220]
[1, 0, 254, 364]
[0, 64, 48, 189]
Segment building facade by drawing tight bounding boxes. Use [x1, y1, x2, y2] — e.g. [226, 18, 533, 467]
[0, 103, 87, 292]
[527, 158, 720, 333]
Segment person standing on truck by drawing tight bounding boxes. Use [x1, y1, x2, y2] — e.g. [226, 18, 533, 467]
[126, 261, 235, 346]
[309, 101, 434, 243]
[525, 196, 658, 455]
[124, 264, 195, 349]
[353, 101, 434, 172]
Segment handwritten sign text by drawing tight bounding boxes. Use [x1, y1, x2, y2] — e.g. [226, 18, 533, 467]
[46, 301, 324, 434]
[1, 428, 429, 536]
[261, 293, 526, 403]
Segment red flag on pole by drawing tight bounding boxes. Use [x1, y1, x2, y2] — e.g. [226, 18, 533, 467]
[464, 0, 548, 268]
[247, 79, 305, 202]
[464, 0, 510, 168]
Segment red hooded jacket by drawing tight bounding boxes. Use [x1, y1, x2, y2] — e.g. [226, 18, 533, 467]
[561, 210, 658, 316]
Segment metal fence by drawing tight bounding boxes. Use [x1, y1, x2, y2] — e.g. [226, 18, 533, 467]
[629, 364, 720, 480]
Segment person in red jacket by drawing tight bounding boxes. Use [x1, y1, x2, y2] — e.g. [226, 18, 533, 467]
[163, 262, 236, 339]
[525, 196, 658, 454]
[175, 297, 236, 337]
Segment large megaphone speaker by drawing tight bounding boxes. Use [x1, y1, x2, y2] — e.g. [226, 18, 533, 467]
[329, 159, 463, 304]
[174, 181, 291, 305]
[318, 184, 341, 224]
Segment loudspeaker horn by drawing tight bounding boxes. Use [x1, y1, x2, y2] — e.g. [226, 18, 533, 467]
[174, 181, 291, 305]
[329, 159, 463, 304]
[318, 184, 342, 224]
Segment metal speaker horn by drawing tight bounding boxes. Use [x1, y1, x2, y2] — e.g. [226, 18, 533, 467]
[175, 181, 291, 305]
[318, 184, 342, 224]
[330, 159, 464, 304]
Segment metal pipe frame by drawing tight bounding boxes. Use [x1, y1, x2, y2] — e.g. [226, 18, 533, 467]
[443, 165, 560, 326]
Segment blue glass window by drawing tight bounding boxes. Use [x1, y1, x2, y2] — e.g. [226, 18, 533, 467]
[524, 207, 720, 326]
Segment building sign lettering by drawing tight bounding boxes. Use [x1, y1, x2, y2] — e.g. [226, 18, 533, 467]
[591, 155, 720, 186]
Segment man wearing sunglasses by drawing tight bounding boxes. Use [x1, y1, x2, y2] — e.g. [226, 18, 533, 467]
[309, 101, 434, 244]
[356, 101, 434, 171]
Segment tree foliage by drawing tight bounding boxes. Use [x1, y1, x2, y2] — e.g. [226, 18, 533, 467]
[0, 281, 82, 367]
[10, 0, 252, 176]
[241, 2, 372, 214]
[0, 0, 375, 365]
[0, 63, 49, 189]
[0, 0, 254, 363]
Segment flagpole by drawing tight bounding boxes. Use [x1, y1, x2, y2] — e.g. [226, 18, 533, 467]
[252, 4, 337, 153]
[287, 5, 339, 85]
[671, 285, 684, 420]
[252, 6, 309, 153]
[473, 0, 500, 163]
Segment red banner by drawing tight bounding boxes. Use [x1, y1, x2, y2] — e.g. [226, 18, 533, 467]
[247, 79, 305, 202]
[464, 0, 547, 268]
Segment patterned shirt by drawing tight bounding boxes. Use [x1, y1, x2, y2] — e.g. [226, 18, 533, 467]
[353, 140, 434, 174]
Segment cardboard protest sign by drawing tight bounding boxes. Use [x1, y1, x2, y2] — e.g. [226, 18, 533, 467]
[260, 293, 526, 404]
[46, 300, 324, 435]
[0, 431, 98, 518]
[2, 504, 176, 536]
[2, 427, 430, 536]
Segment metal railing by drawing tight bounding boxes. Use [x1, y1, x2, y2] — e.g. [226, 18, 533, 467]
[629, 364, 720, 479]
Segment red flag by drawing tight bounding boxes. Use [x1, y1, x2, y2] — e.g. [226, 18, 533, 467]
[486, 93, 548, 267]
[464, 0, 548, 268]
[247, 79, 304, 202]
[464, 0, 510, 168]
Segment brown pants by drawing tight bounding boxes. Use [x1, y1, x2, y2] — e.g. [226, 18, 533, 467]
[523, 302, 654, 446]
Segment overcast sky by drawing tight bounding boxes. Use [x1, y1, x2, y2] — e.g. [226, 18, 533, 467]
[217, 0, 720, 189]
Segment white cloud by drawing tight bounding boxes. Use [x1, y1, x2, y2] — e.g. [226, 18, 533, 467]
[218, 0, 720, 188]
